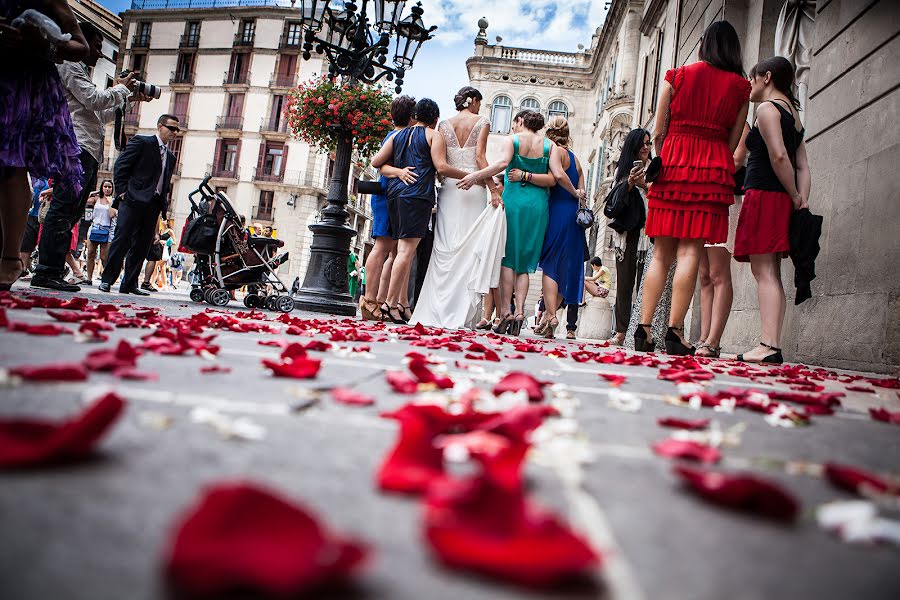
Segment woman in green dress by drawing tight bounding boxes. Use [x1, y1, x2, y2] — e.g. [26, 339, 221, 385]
[347, 252, 359, 300]
[458, 110, 580, 335]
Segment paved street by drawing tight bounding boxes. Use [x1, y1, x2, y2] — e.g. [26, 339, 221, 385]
[1, 285, 898, 600]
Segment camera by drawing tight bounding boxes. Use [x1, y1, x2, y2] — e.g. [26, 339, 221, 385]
[120, 69, 161, 100]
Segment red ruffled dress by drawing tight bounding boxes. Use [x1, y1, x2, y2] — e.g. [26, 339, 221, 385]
[646, 62, 751, 243]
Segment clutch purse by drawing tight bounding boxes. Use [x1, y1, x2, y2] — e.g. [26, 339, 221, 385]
[575, 206, 595, 229]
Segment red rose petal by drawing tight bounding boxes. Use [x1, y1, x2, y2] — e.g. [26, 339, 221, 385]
[673, 465, 799, 521]
[7, 322, 71, 336]
[262, 357, 321, 379]
[493, 372, 547, 402]
[767, 390, 843, 407]
[280, 343, 309, 361]
[408, 357, 454, 389]
[476, 405, 559, 443]
[385, 370, 418, 394]
[9, 362, 89, 382]
[84, 340, 139, 372]
[845, 385, 876, 394]
[868, 377, 900, 389]
[331, 387, 375, 407]
[113, 367, 159, 381]
[200, 365, 232, 374]
[0, 391, 125, 468]
[824, 463, 899, 497]
[165, 483, 369, 597]
[657, 417, 710, 430]
[869, 407, 900, 425]
[599, 373, 627, 387]
[652, 439, 721, 463]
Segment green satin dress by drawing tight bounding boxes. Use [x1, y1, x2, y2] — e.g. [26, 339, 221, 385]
[501, 136, 551, 273]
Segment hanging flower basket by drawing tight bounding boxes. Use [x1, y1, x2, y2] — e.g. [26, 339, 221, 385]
[285, 76, 394, 157]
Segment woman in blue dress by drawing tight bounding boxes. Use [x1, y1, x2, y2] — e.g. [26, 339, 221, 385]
[359, 95, 416, 320]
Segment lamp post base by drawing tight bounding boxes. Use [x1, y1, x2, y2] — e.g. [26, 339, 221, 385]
[294, 219, 358, 316]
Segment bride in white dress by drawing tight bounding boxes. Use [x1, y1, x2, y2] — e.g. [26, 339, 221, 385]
[411, 87, 507, 329]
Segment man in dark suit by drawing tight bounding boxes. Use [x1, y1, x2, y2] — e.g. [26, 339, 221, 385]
[99, 114, 179, 296]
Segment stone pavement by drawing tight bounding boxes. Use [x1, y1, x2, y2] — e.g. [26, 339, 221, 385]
[0, 284, 898, 600]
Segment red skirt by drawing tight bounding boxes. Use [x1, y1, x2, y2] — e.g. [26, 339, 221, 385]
[645, 204, 729, 243]
[733, 189, 791, 262]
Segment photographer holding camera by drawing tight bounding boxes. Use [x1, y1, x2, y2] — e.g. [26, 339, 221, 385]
[31, 21, 152, 291]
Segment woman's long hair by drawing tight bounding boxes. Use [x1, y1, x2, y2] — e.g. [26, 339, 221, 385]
[750, 56, 801, 110]
[699, 20, 744, 76]
[97, 179, 113, 199]
[614, 128, 649, 184]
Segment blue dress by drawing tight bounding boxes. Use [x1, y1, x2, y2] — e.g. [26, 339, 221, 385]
[539, 149, 584, 305]
[370, 129, 399, 238]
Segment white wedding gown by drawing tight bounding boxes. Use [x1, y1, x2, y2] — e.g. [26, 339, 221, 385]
[411, 118, 507, 329]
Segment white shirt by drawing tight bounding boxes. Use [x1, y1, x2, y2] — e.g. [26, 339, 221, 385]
[57, 62, 131, 162]
[155, 134, 168, 195]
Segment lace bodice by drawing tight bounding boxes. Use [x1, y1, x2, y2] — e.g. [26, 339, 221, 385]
[439, 117, 489, 172]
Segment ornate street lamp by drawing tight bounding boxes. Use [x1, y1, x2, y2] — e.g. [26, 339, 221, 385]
[293, 0, 436, 316]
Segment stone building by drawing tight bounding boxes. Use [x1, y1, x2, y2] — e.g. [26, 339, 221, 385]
[468, 0, 899, 373]
[112, 1, 374, 283]
[68, 0, 122, 102]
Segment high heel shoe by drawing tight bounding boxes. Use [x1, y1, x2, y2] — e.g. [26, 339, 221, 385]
[359, 297, 383, 321]
[633, 324, 655, 352]
[736, 342, 783, 364]
[538, 317, 558, 339]
[509, 313, 526, 337]
[400, 304, 413, 322]
[493, 314, 512, 335]
[474, 318, 492, 330]
[665, 326, 695, 356]
[382, 303, 408, 325]
[0, 256, 25, 291]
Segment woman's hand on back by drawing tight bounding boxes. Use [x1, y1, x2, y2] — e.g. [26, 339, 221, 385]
[507, 169, 525, 183]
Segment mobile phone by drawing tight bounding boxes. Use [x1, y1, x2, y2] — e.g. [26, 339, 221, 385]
[632, 160, 643, 168]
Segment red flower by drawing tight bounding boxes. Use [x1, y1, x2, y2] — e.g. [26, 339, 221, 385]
[869, 407, 900, 425]
[165, 483, 369, 597]
[673, 465, 799, 522]
[331, 387, 375, 407]
[493, 372, 547, 402]
[657, 417, 710, 430]
[262, 357, 322, 379]
[652, 439, 721, 463]
[0, 392, 124, 468]
[9, 362, 89, 382]
[824, 463, 898, 496]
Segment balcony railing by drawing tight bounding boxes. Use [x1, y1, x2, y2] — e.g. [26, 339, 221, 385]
[270, 73, 297, 88]
[207, 163, 239, 179]
[279, 31, 303, 49]
[169, 70, 194, 85]
[131, 33, 150, 48]
[179, 33, 199, 48]
[252, 204, 274, 221]
[233, 31, 255, 47]
[223, 70, 251, 85]
[260, 117, 289, 134]
[253, 167, 284, 183]
[132, 0, 287, 8]
[281, 169, 328, 190]
[215, 116, 243, 130]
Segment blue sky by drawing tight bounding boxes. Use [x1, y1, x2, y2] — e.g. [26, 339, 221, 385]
[97, 0, 608, 117]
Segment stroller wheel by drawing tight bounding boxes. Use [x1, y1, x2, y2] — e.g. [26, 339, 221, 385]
[243, 294, 261, 309]
[265, 295, 278, 311]
[275, 295, 295, 313]
[190, 288, 204, 303]
[209, 288, 231, 307]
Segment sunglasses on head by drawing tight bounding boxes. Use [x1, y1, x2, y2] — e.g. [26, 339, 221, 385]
[162, 124, 180, 133]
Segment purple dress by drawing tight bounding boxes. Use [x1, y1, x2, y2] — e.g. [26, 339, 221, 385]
[0, 0, 82, 193]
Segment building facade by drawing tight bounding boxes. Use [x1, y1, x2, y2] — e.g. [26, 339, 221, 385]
[68, 0, 122, 93]
[111, 2, 374, 284]
[468, 0, 899, 373]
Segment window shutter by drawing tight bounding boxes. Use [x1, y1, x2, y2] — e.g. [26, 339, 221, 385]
[257, 141, 266, 170]
[212, 139, 222, 172]
[235, 139, 243, 177]
[281, 145, 289, 175]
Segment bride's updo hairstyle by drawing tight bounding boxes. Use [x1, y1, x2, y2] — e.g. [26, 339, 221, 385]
[514, 109, 544, 132]
[545, 116, 570, 147]
[453, 86, 483, 111]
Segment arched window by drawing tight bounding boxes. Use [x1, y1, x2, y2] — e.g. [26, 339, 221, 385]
[548, 100, 569, 120]
[520, 97, 541, 112]
[490, 95, 512, 133]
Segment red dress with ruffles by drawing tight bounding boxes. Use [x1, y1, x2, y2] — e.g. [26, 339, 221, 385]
[646, 62, 751, 243]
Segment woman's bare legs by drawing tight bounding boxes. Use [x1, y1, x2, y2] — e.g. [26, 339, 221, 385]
[742, 253, 785, 360]
[86, 240, 99, 280]
[65, 252, 84, 280]
[385, 238, 420, 315]
[497, 267, 515, 319]
[667, 238, 705, 345]
[0, 170, 32, 285]
[514, 273, 529, 317]
[639, 236, 678, 343]
[363, 237, 395, 304]
[540, 274, 559, 325]
[703, 247, 733, 351]
[698, 250, 712, 343]
[98, 242, 108, 277]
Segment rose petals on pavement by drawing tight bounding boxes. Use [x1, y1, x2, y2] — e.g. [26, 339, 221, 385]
[869, 407, 900, 425]
[658, 417, 711, 430]
[824, 463, 899, 496]
[385, 370, 418, 394]
[493, 372, 547, 403]
[408, 357, 454, 389]
[599, 373, 627, 386]
[0, 392, 125, 468]
[331, 387, 375, 407]
[83, 340, 139, 372]
[165, 483, 369, 598]
[262, 356, 321, 379]
[9, 362, 89, 382]
[673, 465, 800, 522]
[652, 439, 721, 464]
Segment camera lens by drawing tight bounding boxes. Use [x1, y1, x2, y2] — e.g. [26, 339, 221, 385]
[136, 81, 161, 100]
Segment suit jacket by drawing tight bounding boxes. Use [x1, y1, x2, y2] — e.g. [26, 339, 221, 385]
[114, 134, 176, 211]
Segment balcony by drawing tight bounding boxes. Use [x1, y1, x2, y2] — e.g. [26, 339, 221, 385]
[269, 73, 297, 88]
[233, 31, 255, 47]
[223, 70, 251, 86]
[252, 204, 274, 221]
[131, 33, 150, 48]
[169, 70, 194, 85]
[260, 117, 289, 135]
[279, 31, 303, 50]
[179, 33, 199, 48]
[207, 163, 239, 180]
[253, 167, 284, 184]
[282, 170, 328, 191]
[215, 116, 244, 131]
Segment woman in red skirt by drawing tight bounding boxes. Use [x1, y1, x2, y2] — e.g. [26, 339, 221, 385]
[733, 57, 810, 364]
[637, 21, 750, 355]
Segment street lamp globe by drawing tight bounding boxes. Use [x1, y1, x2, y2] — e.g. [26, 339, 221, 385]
[393, 2, 436, 70]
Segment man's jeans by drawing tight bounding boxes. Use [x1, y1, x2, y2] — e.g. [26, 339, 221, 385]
[36, 150, 98, 278]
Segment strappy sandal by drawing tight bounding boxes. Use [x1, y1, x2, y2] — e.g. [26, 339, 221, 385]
[736, 342, 783, 365]
[474, 318, 492, 330]
[533, 318, 549, 336]
[695, 342, 721, 358]
[0, 256, 25, 291]
[538, 317, 558, 339]
[382, 302, 408, 325]
[359, 297, 383, 321]
[400, 304, 413, 322]
[665, 326, 695, 356]
[493, 313, 513, 335]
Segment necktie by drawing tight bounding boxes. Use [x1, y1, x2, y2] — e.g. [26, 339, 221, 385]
[156, 143, 167, 195]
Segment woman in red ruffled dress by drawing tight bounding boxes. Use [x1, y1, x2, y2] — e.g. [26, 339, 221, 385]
[637, 21, 750, 355]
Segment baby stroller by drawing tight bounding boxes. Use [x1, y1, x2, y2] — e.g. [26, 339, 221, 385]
[179, 176, 295, 312]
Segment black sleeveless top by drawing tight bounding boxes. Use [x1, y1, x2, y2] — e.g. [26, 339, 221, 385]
[744, 101, 804, 193]
[386, 126, 436, 201]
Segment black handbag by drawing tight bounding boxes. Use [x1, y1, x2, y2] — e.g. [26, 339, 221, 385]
[602, 180, 629, 220]
[576, 206, 594, 229]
